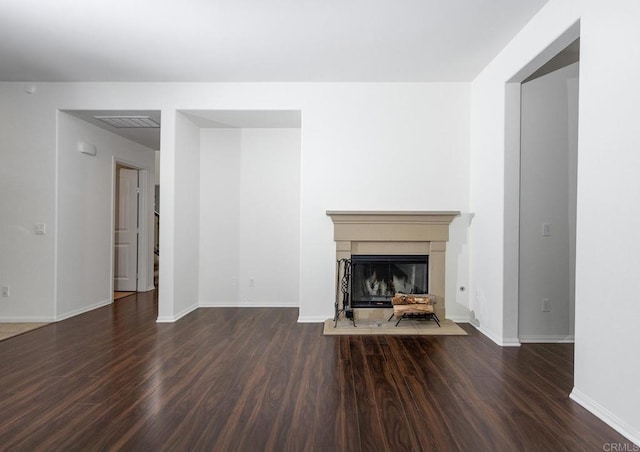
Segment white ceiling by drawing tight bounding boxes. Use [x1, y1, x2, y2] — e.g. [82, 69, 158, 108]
[0, 0, 548, 83]
[182, 110, 301, 128]
[15, 1, 550, 150]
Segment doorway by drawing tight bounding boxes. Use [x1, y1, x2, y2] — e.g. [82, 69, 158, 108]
[114, 163, 140, 299]
[502, 24, 580, 344]
[518, 60, 579, 342]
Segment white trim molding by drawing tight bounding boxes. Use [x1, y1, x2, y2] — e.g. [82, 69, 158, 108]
[570, 388, 640, 447]
[199, 301, 299, 308]
[447, 316, 471, 324]
[156, 304, 198, 323]
[0, 316, 57, 322]
[470, 321, 521, 347]
[56, 298, 112, 322]
[297, 316, 329, 323]
[519, 335, 575, 343]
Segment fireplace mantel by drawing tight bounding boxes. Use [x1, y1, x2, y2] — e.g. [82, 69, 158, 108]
[327, 210, 460, 319]
[326, 210, 459, 221]
[326, 211, 459, 241]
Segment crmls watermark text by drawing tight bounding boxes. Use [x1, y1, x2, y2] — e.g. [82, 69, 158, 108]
[603, 443, 640, 452]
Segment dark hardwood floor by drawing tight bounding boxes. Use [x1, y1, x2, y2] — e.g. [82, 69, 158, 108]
[0, 291, 630, 451]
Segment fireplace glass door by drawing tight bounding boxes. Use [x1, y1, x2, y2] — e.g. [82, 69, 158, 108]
[350, 255, 428, 308]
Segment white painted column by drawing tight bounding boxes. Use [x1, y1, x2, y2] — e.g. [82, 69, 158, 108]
[157, 109, 176, 322]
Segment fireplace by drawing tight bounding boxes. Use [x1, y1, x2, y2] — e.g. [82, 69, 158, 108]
[351, 254, 428, 308]
[326, 211, 459, 321]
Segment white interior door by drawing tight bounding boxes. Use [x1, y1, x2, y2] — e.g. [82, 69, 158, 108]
[114, 167, 139, 292]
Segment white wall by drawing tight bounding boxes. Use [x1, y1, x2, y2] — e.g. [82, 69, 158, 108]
[199, 127, 301, 306]
[0, 106, 155, 322]
[446, 213, 472, 322]
[296, 84, 471, 321]
[56, 113, 156, 320]
[470, 0, 640, 443]
[519, 62, 578, 342]
[163, 112, 201, 320]
[470, 5, 581, 347]
[238, 128, 301, 306]
[0, 86, 57, 321]
[1, 82, 470, 325]
[573, 1, 640, 443]
[199, 129, 242, 304]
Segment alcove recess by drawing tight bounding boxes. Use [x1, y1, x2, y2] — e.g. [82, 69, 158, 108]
[326, 211, 460, 319]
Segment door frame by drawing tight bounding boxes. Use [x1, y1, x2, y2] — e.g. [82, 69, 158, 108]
[110, 157, 151, 299]
[502, 21, 580, 344]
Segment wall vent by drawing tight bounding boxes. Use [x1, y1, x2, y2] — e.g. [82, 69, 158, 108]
[94, 115, 160, 128]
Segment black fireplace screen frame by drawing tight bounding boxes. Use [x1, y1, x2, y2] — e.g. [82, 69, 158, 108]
[350, 254, 429, 308]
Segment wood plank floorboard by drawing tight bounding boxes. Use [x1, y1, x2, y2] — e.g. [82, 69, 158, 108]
[0, 290, 631, 451]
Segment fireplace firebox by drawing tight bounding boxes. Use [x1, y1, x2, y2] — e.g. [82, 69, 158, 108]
[350, 255, 428, 308]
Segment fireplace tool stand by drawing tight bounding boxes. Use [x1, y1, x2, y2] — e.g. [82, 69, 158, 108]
[334, 258, 355, 327]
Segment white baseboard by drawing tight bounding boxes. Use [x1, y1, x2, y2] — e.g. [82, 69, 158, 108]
[155, 316, 176, 323]
[297, 316, 330, 323]
[0, 315, 56, 322]
[469, 322, 521, 347]
[198, 301, 298, 308]
[501, 337, 522, 347]
[570, 388, 640, 447]
[447, 315, 471, 323]
[55, 298, 113, 322]
[519, 335, 575, 343]
[156, 304, 198, 323]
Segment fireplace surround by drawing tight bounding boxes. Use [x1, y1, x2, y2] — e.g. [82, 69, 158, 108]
[326, 211, 459, 320]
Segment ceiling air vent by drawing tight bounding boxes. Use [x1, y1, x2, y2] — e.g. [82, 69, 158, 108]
[94, 115, 160, 128]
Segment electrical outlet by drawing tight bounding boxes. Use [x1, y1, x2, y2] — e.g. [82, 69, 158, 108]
[1, 286, 9, 297]
[542, 298, 551, 312]
[542, 223, 551, 237]
[249, 278, 255, 287]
